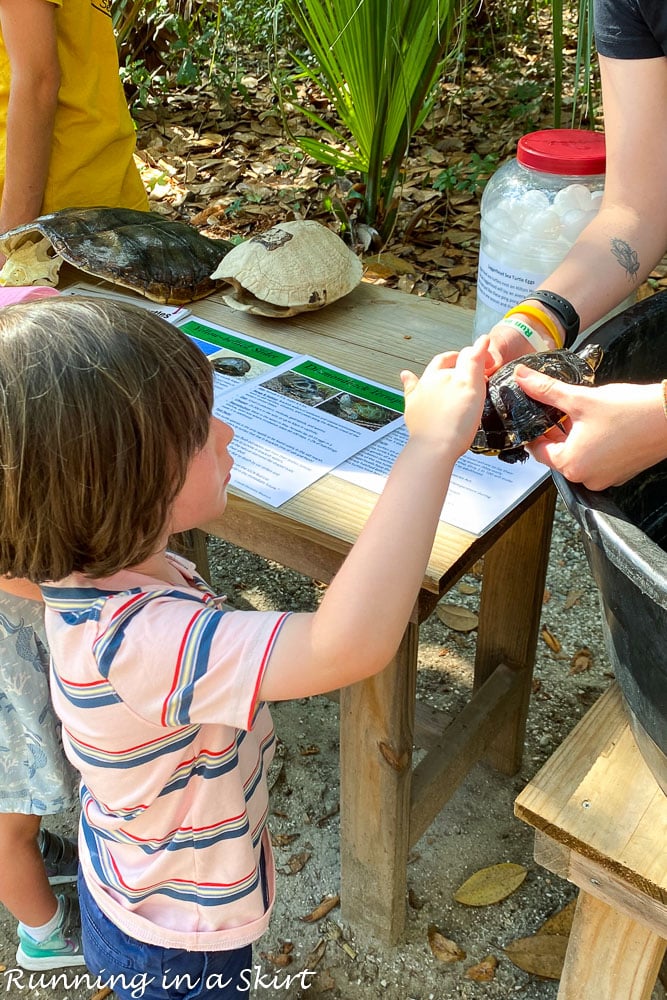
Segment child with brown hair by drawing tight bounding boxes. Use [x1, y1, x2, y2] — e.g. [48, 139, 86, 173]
[0, 0, 149, 968]
[0, 297, 487, 998]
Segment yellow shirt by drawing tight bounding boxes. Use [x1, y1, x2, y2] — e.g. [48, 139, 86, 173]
[0, 0, 148, 213]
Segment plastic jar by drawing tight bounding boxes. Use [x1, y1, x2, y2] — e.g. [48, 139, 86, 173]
[473, 129, 606, 337]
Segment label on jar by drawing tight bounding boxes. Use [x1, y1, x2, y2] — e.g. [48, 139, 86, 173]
[476, 249, 546, 313]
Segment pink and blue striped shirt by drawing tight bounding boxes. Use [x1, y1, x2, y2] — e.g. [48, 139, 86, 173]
[42, 554, 289, 951]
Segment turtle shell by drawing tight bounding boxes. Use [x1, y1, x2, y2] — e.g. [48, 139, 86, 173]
[471, 343, 603, 464]
[210, 219, 363, 318]
[0, 207, 232, 305]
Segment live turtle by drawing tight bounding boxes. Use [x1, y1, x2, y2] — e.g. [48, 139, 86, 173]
[0, 207, 233, 305]
[210, 219, 363, 317]
[471, 343, 603, 464]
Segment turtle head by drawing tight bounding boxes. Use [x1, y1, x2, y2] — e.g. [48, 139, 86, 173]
[577, 343, 603, 376]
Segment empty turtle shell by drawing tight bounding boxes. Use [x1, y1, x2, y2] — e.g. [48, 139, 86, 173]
[0, 207, 232, 305]
[210, 219, 363, 318]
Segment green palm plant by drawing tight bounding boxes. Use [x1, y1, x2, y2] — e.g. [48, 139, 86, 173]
[281, 0, 460, 241]
[551, 0, 597, 127]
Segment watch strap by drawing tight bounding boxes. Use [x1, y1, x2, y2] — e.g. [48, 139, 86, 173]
[519, 290, 580, 349]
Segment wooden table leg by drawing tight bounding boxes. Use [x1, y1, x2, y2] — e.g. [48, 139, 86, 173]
[558, 891, 666, 1000]
[170, 528, 211, 583]
[474, 483, 556, 774]
[339, 621, 418, 943]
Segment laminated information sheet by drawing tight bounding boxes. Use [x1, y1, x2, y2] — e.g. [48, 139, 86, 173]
[333, 425, 549, 535]
[179, 316, 405, 507]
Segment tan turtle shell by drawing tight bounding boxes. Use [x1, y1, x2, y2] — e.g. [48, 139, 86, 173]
[210, 219, 363, 317]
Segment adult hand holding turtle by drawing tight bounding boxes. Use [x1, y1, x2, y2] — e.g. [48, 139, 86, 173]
[479, 0, 667, 488]
[513, 368, 667, 491]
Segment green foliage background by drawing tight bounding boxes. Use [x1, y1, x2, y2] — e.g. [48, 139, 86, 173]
[114, 0, 598, 237]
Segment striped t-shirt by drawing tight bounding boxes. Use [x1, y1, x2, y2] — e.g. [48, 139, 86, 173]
[42, 554, 289, 951]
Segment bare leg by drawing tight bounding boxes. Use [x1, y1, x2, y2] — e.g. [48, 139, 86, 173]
[0, 813, 58, 926]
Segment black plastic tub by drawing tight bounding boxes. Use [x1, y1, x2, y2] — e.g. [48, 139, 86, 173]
[554, 291, 667, 792]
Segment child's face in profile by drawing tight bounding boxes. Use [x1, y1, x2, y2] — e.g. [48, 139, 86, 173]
[169, 417, 235, 533]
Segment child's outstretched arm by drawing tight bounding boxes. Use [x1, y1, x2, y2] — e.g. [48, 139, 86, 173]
[0, 0, 60, 238]
[260, 338, 489, 701]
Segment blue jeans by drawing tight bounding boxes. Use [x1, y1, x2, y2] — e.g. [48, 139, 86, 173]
[78, 872, 252, 1000]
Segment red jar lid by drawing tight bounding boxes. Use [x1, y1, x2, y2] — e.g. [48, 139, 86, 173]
[517, 129, 606, 175]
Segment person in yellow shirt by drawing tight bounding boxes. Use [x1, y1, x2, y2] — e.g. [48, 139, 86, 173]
[0, 0, 148, 972]
[0, 0, 147, 238]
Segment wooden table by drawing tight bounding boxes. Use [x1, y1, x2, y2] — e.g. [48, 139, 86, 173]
[515, 684, 667, 999]
[188, 282, 556, 943]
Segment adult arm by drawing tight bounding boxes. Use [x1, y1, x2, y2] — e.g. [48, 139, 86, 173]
[485, 53, 667, 369]
[0, 0, 60, 235]
[514, 366, 667, 491]
[259, 340, 489, 701]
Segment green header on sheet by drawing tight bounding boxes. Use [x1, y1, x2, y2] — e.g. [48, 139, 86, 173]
[292, 360, 404, 413]
[182, 320, 293, 366]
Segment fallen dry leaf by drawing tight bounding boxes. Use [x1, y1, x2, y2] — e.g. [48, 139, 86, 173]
[427, 925, 466, 962]
[317, 969, 337, 992]
[365, 251, 417, 276]
[504, 932, 569, 979]
[90, 989, 113, 1000]
[317, 804, 340, 827]
[436, 602, 479, 632]
[471, 558, 485, 578]
[305, 937, 328, 969]
[299, 744, 320, 756]
[569, 646, 593, 675]
[260, 942, 294, 968]
[397, 274, 417, 294]
[563, 588, 585, 610]
[301, 894, 340, 923]
[284, 850, 311, 874]
[465, 955, 499, 981]
[271, 832, 299, 847]
[454, 862, 527, 906]
[504, 900, 577, 979]
[457, 581, 478, 595]
[541, 625, 561, 653]
[537, 899, 578, 937]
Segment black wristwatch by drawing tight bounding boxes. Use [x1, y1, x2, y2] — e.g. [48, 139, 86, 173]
[519, 290, 580, 349]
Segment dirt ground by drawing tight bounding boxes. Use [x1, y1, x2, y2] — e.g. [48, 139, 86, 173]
[1, 497, 664, 1000]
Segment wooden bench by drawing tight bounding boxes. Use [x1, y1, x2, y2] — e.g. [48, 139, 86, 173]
[515, 684, 667, 999]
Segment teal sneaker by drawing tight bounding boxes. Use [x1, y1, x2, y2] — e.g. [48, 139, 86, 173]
[16, 894, 86, 970]
[39, 828, 78, 885]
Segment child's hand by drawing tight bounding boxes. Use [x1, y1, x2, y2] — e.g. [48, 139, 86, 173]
[400, 337, 489, 456]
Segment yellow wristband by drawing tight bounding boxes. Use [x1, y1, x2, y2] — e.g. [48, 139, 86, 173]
[503, 304, 564, 350]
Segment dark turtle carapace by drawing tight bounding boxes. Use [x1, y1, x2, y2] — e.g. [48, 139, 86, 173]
[0, 207, 233, 305]
[471, 343, 603, 464]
